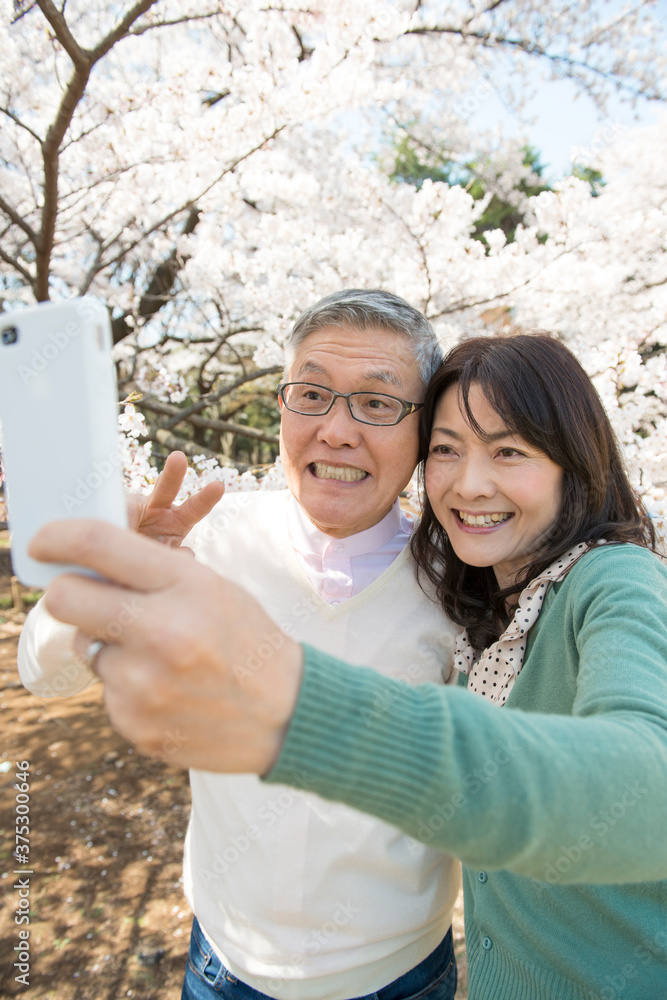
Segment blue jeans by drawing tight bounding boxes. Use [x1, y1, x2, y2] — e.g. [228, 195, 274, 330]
[181, 917, 456, 1000]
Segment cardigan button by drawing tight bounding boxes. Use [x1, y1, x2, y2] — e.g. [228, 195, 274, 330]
[477, 871, 488, 883]
[482, 936, 493, 951]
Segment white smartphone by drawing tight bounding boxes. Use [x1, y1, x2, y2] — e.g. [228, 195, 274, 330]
[0, 297, 128, 587]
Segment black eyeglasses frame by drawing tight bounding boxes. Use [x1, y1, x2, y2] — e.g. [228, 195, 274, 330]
[277, 381, 424, 427]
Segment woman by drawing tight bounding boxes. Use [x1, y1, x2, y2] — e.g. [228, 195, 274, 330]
[267, 334, 667, 999]
[407, 333, 667, 996]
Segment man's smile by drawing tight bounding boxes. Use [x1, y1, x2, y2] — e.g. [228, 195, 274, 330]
[310, 462, 369, 482]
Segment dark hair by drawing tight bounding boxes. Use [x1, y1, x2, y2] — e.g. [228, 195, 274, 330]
[411, 334, 656, 650]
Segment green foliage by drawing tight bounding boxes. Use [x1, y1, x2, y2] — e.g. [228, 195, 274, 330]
[388, 136, 552, 245]
[224, 394, 281, 467]
[571, 164, 605, 196]
[0, 591, 41, 609]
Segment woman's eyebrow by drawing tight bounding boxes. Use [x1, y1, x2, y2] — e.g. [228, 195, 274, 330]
[430, 426, 516, 441]
[485, 429, 520, 442]
[430, 426, 462, 439]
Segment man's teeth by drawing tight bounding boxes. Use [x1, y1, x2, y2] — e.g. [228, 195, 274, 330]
[313, 463, 368, 482]
[458, 511, 511, 526]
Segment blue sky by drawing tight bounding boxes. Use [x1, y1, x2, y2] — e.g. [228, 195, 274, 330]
[470, 68, 660, 182]
[466, 0, 666, 181]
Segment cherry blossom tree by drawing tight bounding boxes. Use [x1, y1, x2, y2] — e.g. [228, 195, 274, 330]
[1, 1, 665, 536]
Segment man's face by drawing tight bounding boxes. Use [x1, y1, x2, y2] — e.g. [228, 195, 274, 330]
[279, 325, 425, 538]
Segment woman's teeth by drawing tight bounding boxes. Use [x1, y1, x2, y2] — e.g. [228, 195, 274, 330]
[312, 463, 368, 482]
[458, 510, 511, 526]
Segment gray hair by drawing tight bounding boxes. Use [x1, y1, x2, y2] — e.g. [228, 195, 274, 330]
[283, 289, 443, 387]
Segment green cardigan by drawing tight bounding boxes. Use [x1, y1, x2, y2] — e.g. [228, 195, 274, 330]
[266, 544, 667, 999]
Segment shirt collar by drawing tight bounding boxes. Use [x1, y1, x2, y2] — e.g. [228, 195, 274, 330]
[287, 495, 403, 559]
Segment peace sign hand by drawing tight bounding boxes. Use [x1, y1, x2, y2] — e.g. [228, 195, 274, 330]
[126, 451, 225, 548]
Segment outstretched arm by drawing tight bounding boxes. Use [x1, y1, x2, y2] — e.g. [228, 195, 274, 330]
[267, 548, 667, 884]
[18, 451, 224, 698]
[29, 518, 303, 773]
[28, 522, 667, 883]
[18, 452, 225, 698]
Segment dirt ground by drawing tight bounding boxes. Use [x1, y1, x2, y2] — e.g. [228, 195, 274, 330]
[0, 584, 467, 1000]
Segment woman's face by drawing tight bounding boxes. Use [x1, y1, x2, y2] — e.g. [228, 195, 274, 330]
[425, 383, 564, 589]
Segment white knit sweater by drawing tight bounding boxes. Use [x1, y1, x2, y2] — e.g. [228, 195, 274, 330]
[183, 491, 460, 1000]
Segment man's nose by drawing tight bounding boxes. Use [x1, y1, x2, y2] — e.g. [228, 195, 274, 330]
[316, 397, 363, 448]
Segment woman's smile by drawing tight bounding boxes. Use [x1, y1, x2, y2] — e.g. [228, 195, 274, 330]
[455, 509, 514, 528]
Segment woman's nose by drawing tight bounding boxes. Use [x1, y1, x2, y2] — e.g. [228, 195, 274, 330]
[454, 457, 496, 499]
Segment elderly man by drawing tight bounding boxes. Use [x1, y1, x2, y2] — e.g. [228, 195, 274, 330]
[19, 290, 459, 1000]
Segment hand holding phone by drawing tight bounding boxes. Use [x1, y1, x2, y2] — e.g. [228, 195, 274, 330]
[0, 297, 127, 587]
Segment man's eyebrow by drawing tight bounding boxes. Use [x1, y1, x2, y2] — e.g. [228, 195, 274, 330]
[296, 361, 327, 378]
[367, 369, 403, 389]
[296, 360, 403, 388]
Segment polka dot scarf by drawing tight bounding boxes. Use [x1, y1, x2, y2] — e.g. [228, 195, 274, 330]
[454, 542, 598, 706]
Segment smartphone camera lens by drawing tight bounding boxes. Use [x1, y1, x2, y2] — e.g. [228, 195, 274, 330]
[1, 326, 19, 345]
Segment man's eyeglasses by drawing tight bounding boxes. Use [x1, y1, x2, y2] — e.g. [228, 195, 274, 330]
[277, 382, 423, 426]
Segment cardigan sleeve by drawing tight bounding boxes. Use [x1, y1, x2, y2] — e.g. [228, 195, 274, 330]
[265, 546, 667, 884]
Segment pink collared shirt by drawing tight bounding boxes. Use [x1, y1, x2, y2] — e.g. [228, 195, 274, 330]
[286, 495, 414, 603]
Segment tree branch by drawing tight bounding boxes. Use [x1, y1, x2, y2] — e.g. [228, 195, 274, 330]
[128, 10, 223, 38]
[481, 0, 511, 14]
[34, 0, 160, 299]
[0, 246, 36, 289]
[161, 366, 283, 429]
[643, 275, 667, 291]
[1, 105, 44, 146]
[109, 207, 200, 343]
[427, 243, 592, 320]
[149, 428, 250, 470]
[89, 0, 161, 62]
[291, 24, 314, 62]
[0, 193, 39, 246]
[35, 0, 87, 67]
[11, 2, 38, 25]
[103, 122, 287, 281]
[404, 23, 665, 100]
[102, 124, 286, 343]
[140, 396, 280, 445]
[137, 207, 201, 319]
